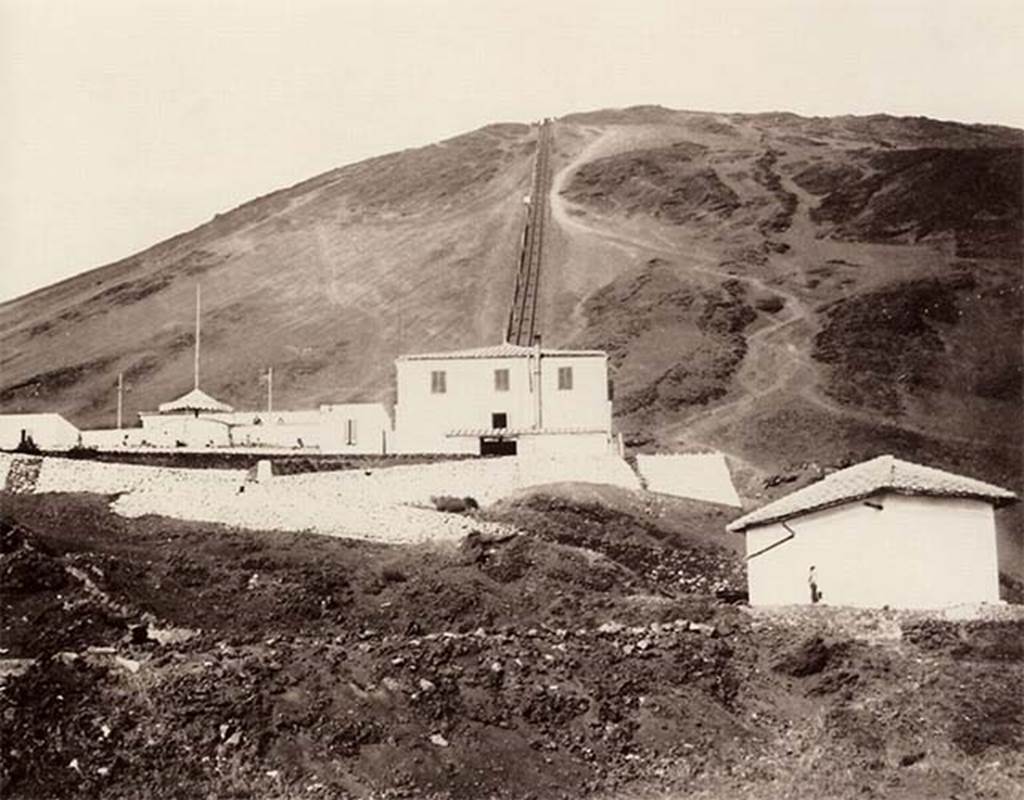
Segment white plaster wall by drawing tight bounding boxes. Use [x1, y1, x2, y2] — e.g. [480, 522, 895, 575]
[637, 453, 742, 507]
[230, 423, 324, 449]
[394, 357, 534, 453]
[104, 405, 391, 453]
[316, 404, 391, 454]
[0, 414, 80, 450]
[518, 432, 612, 456]
[393, 355, 611, 454]
[537, 355, 612, 432]
[745, 493, 1001, 609]
[138, 416, 231, 447]
[80, 428, 150, 449]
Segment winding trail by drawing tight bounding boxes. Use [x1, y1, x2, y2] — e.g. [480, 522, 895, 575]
[546, 129, 1013, 459]
[548, 130, 810, 453]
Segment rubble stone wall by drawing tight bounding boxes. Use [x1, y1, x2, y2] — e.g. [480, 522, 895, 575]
[3, 452, 641, 546]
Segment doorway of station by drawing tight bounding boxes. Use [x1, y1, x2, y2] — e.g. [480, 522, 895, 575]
[480, 437, 517, 456]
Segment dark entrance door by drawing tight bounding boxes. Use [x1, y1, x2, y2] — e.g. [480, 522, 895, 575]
[480, 437, 517, 456]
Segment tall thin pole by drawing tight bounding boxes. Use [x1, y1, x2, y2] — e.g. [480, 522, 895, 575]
[193, 284, 201, 390]
[116, 373, 123, 430]
[266, 367, 273, 413]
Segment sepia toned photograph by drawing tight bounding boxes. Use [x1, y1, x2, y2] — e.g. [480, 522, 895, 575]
[1, 1, 1021, 798]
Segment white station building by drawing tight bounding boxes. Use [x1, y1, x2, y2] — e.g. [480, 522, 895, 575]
[392, 342, 615, 455]
[727, 455, 1017, 609]
[2, 339, 616, 457]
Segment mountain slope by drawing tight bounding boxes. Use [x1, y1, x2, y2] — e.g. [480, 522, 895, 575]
[0, 124, 535, 418]
[1, 107, 1021, 493]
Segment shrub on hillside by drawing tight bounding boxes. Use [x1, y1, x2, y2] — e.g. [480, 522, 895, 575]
[755, 295, 785, 313]
[431, 496, 479, 513]
[14, 435, 40, 455]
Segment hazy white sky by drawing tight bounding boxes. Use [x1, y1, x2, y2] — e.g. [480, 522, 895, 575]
[1, 0, 1021, 303]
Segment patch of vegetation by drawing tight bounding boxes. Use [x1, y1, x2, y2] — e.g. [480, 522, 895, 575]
[0, 355, 117, 407]
[563, 143, 742, 225]
[791, 160, 866, 195]
[755, 294, 786, 313]
[751, 149, 798, 233]
[573, 259, 698, 367]
[813, 276, 969, 415]
[810, 147, 1023, 257]
[431, 495, 480, 513]
[618, 287, 756, 414]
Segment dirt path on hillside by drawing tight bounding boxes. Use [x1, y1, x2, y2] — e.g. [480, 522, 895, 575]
[548, 133, 811, 456]
[548, 138, 1010, 457]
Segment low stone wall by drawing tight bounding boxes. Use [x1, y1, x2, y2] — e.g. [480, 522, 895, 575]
[744, 602, 1024, 643]
[0, 453, 15, 491]
[274, 453, 641, 506]
[32, 455, 246, 495]
[3, 452, 642, 546]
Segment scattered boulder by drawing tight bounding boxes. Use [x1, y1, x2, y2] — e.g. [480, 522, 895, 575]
[773, 636, 832, 677]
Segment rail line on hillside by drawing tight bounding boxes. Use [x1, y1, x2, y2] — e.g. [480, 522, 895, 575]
[506, 119, 553, 346]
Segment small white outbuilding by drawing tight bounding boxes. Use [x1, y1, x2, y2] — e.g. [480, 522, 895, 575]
[0, 413, 80, 451]
[727, 455, 1017, 609]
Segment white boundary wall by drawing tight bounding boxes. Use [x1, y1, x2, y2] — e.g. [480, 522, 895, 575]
[637, 453, 741, 507]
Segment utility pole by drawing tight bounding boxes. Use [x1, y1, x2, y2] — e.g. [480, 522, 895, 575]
[193, 284, 201, 390]
[116, 372, 124, 429]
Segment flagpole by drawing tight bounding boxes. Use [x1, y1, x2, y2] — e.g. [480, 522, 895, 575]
[267, 367, 273, 413]
[117, 372, 123, 429]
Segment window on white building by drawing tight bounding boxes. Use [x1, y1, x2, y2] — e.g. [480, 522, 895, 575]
[557, 366, 573, 390]
[494, 368, 510, 391]
[345, 419, 357, 445]
[430, 370, 447, 394]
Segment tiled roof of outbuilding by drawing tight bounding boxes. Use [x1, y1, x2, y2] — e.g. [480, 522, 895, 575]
[397, 342, 606, 360]
[726, 455, 1016, 532]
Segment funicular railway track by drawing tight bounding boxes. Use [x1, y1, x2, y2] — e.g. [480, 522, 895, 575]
[506, 119, 553, 346]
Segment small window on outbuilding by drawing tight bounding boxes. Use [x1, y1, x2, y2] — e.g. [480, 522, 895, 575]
[491, 412, 508, 429]
[345, 419, 357, 446]
[557, 366, 573, 390]
[430, 370, 447, 394]
[494, 368, 510, 392]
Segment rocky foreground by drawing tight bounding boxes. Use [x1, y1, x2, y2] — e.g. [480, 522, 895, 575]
[1, 490, 1022, 800]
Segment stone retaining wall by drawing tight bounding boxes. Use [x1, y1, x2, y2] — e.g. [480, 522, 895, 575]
[2, 452, 642, 546]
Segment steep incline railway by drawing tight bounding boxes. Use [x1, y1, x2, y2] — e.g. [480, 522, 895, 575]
[506, 119, 553, 346]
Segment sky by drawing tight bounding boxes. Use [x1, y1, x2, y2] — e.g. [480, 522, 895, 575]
[1, 0, 1021, 303]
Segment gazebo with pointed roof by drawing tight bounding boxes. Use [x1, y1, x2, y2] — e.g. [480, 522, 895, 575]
[157, 388, 233, 415]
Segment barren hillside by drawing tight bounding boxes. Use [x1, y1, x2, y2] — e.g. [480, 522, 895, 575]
[2, 492, 1022, 800]
[1, 107, 1021, 490]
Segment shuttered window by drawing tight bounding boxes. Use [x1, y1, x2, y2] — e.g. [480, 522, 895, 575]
[430, 370, 447, 394]
[557, 366, 573, 390]
[494, 369, 510, 391]
[345, 419, 357, 446]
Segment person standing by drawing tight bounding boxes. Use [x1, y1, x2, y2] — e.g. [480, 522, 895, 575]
[808, 565, 823, 604]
